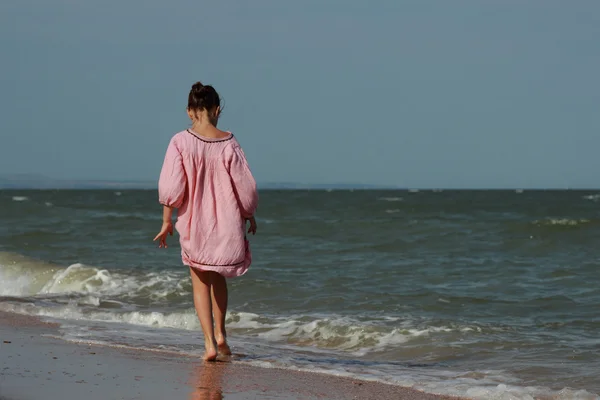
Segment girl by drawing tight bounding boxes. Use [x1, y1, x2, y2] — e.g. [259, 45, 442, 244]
[154, 82, 258, 361]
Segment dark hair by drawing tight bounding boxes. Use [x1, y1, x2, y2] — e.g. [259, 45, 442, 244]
[187, 81, 221, 112]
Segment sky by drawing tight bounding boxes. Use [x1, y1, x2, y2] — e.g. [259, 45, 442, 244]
[1, 0, 599, 189]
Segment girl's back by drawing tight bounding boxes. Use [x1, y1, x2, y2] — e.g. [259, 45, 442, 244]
[158, 130, 257, 277]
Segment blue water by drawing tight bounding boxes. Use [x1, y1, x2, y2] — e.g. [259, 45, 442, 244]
[1, 189, 599, 399]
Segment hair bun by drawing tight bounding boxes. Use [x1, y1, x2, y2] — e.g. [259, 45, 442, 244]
[187, 81, 221, 118]
[191, 82, 204, 92]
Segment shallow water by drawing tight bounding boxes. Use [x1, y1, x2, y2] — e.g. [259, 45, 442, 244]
[1, 189, 599, 399]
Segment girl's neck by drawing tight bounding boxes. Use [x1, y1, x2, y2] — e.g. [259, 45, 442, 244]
[190, 121, 229, 139]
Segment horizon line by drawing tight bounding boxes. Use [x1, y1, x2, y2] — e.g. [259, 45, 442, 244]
[0, 174, 596, 190]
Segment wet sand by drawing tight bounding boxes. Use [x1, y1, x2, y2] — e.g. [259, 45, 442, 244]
[0, 311, 466, 400]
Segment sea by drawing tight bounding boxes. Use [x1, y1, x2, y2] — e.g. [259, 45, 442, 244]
[1, 189, 599, 400]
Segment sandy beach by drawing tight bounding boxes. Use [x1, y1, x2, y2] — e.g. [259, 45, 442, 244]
[0, 311, 466, 400]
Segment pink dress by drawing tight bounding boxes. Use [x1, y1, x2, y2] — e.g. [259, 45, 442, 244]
[158, 129, 258, 278]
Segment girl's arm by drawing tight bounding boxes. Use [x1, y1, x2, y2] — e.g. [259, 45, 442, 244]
[228, 145, 259, 219]
[246, 215, 257, 235]
[158, 137, 187, 209]
[154, 205, 175, 248]
[155, 136, 185, 248]
[162, 205, 174, 223]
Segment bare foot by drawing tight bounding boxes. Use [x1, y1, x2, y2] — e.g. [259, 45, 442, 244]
[204, 340, 218, 361]
[215, 335, 232, 356]
[217, 341, 232, 356]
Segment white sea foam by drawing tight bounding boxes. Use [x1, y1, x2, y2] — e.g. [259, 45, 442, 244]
[460, 384, 598, 400]
[245, 356, 599, 400]
[0, 252, 57, 296]
[385, 209, 400, 214]
[0, 302, 200, 330]
[0, 252, 187, 300]
[0, 293, 479, 355]
[227, 313, 483, 355]
[12, 196, 28, 201]
[0, 272, 33, 297]
[582, 194, 600, 202]
[378, 197, 403, 202]
[88, 210, 156, 220]
[533, 218, 591, 226]
[0, 261, 135, 298]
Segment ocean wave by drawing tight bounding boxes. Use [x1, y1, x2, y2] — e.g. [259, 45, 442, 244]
[436, 382, 598, 400]
[532, 218, 591, 227]
[582, 194, 600, 202]
[86, 210, 158, 221]
[292, 365, 599, 400]
[0, 252, 188, 301]
[226, 312, 484, 355]
[0, 295, 482, 355]
[12, 196, 28, 202]
[0, 256, 135, 298]
[378, 197, 403, 202]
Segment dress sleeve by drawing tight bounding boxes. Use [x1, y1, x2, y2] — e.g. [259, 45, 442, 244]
[228, 145, 258, 218]
[158, 137, 186, 208]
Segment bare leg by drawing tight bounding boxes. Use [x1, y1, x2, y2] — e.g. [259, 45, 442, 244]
[210, 272, 231, 356]
[190, 267, 218, 361]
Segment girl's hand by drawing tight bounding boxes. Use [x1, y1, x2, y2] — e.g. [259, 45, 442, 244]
[153, 221, 173, 248]
[247, 216, 257, 235]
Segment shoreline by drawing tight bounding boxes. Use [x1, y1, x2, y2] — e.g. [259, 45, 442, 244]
[0, 310, 466, 400]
